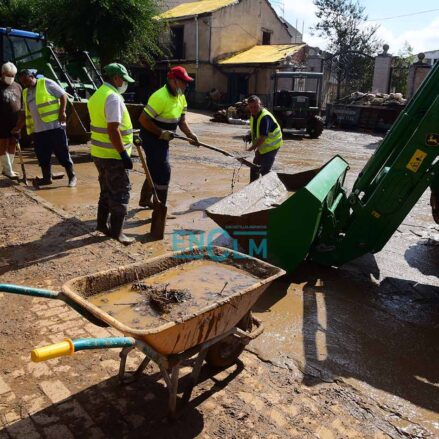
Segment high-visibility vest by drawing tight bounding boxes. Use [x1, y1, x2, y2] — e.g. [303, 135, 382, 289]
[250, 108, 283, 155]
[87, 83, 133, 160]
[23, 78, 61, 135]
[143, 85, 187, 131]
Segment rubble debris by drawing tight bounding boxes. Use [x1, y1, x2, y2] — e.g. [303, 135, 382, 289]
[132, 282, 192, 314]
[212, 99, 251, 123]
[337, 91, 407, 107]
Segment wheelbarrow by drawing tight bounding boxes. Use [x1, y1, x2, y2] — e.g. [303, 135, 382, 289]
[0, 246, 285, 416]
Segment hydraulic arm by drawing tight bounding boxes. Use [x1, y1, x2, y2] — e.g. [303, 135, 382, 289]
[311, 61, 439, 266]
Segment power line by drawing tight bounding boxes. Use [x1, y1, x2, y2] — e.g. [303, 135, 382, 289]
[367, 8, 439, 22]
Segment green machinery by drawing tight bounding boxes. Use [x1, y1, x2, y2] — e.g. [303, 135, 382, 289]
[1, 27, 142, 144]
[207, 61, 439, 271]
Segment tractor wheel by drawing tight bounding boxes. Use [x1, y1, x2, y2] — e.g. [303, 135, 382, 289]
[306, 116, 324, 139]
[205, 312, 252, 369]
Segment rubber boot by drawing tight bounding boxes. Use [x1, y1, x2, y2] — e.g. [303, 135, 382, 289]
[431, 191, 439, 224]
[1, 154, 17, 179]
[156, 188, 168, 205]
[110, 213, 135, 245]
[139, 180, 153, 208]
[66, 166, 77, 187]
[156, 188, 176, 219]
[33, 165, 52, 186]
[96, 205, 111, 236]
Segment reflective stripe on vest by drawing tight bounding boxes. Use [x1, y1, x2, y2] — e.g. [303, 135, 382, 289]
[143, 85, 186, 129]
[23, 78, 61, 135]
[87, 83, 133, 160]
[250, 108, 283, 155]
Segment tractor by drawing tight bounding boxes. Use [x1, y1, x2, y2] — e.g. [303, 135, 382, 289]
[271, 71, 324, 138]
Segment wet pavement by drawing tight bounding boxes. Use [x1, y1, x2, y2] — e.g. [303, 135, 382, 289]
[4, 112, 439, 436]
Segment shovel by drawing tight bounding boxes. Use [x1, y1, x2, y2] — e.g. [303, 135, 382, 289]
[134, 138, 167, 240]
[173, 134, 259, 169]
[15, 138, 29, 186]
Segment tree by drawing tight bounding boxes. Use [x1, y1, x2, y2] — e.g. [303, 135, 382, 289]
[390, 42, 416, 96]
[0, 0, 164, 65]
[0, 0, 40, 30]
[312, 0, 381, 98]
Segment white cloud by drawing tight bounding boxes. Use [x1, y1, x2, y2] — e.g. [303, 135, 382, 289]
[375, 17, 439, 53]
[274, 1, 439, 53]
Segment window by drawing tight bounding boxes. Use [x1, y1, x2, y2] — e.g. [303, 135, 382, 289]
[262, 31, 271, 45]
[170, 26, 185, 59]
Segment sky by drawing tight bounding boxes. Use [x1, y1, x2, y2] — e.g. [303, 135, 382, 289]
[271, 0, 439, 54]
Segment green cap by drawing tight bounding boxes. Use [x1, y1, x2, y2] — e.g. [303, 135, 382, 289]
[103, 63, 135, 83]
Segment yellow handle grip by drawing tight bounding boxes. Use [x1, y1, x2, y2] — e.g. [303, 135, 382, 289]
[31, 339, 75, 362]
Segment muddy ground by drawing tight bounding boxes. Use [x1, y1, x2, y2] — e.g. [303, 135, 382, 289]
[0, 112, 438, 438]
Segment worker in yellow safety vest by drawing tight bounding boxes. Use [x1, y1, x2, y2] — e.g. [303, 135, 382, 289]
[87, 63, 135, 245]
[138, 66, 199, 209]
[13, 69, 77, 187]
[245, 95, 283, 182]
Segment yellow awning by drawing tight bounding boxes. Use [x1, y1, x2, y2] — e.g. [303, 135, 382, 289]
[158, 0, 238, 20]
[219, 44, 305, 65]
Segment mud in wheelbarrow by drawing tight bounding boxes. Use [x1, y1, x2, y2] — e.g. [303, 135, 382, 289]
[0, 246, 285, 416]
[206, 156, 349, 272]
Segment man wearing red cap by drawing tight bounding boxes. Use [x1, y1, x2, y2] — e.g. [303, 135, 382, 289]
[138, 66, 199, 207]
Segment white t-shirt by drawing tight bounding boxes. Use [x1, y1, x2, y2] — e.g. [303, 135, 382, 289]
[103, 82, 125, 124]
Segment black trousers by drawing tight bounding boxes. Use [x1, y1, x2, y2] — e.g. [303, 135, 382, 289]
[93, 157, 131, 216]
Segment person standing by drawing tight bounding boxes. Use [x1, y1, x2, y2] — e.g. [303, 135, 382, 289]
[13, 69, 77, 186]
[0, 62, 21, 178]
[138, 66, 199, 208]
[87, 63, 135, 245]
[245, 95, 283, 182]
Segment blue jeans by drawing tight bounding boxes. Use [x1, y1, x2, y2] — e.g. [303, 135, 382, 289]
[250, 148, 279, 182]
[33, 127, 74, 172]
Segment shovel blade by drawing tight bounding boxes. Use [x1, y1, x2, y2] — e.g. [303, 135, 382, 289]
[150, 203, 167, 240]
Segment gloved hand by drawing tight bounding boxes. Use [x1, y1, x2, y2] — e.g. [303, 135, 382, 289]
[243, 132, 252, 143]
[119, 150, 133, 170]
[159, 130, 174, 141]
[187, 133, 200, 146]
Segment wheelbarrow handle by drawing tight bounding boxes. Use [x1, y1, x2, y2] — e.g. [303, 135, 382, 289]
[0, 283, 109, 328]
[31, 337, 136, 362]
[0, 284, 59, 299]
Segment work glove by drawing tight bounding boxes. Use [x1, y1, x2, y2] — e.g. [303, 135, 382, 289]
[243, 132, 252, 143]
[119, 150, 133, 170]
[187, 133, 200, 146]
[159, 130, 174, 141]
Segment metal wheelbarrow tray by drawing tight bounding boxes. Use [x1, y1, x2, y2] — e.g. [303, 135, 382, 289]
[0, 246, 285, 416]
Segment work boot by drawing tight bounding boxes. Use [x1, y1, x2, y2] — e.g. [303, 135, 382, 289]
[156, 188, 168, 205]
[139, 180, 153, 208]
[33, 165, 52, 186]
[110, 213, 135, 245]
[1, 154, 18, 179]
[96, 205, 111, 236]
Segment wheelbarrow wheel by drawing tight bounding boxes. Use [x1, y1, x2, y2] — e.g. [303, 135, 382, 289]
[206, 312, 252, 369]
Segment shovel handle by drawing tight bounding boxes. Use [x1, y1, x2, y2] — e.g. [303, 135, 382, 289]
[173, 134, 259, 169]
[133, 138, 161, 205]
[31, 337, 136, 362]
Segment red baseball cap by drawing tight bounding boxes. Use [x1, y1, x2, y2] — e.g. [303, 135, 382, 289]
[168, 66, 194, 82]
